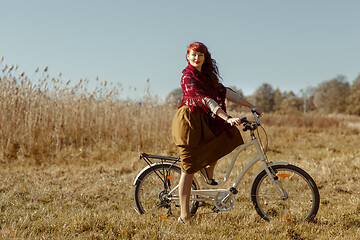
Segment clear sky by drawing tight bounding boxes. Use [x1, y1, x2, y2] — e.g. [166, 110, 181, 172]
[1, 0, 359, 99]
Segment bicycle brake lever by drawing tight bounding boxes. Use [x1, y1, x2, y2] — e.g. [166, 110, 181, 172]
[252, 112, 263, 125]
[240, 117, 248, 123]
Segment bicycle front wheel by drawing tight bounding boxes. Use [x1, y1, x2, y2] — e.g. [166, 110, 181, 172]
[134, 163, 199, 218]
[251, 164, 320, 222]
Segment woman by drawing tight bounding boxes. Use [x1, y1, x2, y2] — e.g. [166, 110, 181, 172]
[172, 42, 262, 224]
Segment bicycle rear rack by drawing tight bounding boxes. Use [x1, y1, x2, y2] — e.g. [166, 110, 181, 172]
[140, 152, 180, 169]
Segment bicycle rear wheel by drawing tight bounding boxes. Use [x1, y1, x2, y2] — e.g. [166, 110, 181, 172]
[251, 164, 320, 222]
[134, 163, 199, 218]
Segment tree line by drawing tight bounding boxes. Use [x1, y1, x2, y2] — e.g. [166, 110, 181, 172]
[166, 74, 360, 116]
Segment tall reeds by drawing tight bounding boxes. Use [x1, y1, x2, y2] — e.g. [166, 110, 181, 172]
[0, 59, 176, 163]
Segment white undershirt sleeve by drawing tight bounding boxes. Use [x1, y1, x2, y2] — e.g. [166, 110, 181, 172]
[204, 98, 221, 114]
[225, 88, 242, 104]
[204, 88, 243, 114]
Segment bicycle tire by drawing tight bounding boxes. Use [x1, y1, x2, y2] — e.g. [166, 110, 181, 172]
[251, 164, 320, 222]
[134, 163, 199, 217]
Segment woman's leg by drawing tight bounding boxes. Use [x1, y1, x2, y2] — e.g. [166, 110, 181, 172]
[204, 161, 217, 179]
[178, 171, 194, 222]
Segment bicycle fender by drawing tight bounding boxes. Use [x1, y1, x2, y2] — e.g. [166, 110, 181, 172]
[249, 162, 289, 198]
[133, 161, 181, 186]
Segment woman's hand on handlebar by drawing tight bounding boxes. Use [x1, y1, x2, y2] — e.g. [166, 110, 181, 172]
[226, 117, 242, 126]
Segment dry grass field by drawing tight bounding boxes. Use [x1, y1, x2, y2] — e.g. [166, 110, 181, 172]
[1, 71, 360, 239]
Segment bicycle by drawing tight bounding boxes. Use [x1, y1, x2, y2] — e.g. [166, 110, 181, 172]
[133, 111, 320, 222]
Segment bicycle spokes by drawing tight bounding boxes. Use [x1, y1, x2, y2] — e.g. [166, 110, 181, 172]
[251, 165, 320, 222]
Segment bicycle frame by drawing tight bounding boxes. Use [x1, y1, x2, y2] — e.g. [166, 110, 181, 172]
[134, 112, 290, 208]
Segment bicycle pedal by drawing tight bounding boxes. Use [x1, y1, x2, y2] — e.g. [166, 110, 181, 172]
[198, 202, 206, 207]
[211, 206, 220, 213]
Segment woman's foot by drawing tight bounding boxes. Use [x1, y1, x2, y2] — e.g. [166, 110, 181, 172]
[200, 169, 218, 185]
[178, 216, 190, 224]
[178, 217, 185, 224]
[208, 179, 218, 185]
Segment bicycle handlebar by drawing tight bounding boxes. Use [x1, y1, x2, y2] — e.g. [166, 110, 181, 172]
[239, 110, 263, 132]
[251, 110, 263, 126]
